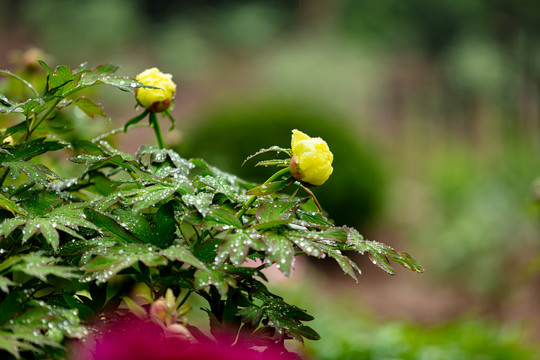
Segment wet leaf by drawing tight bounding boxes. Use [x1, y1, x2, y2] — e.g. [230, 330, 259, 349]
[246, 177, 292, 196]
[242, 146, 291, 166]
[262, 232, 294, 277]
[73, 97, 107, 119]
[215, 230, 265, 266]
[182, 192, 214, 217]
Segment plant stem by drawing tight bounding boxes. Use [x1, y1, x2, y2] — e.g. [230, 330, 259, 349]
[300, 184, 322, 212]
[177, 290, 192, 308]
[149, 112, 165, 149]
[236, 167, 291, 221]
[27, 97, 62, 140]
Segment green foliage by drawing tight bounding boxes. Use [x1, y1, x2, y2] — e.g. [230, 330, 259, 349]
[178, 100, 387, 229]
[0, 61, 421, 358]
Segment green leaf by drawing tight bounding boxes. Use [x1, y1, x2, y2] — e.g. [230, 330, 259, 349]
[153, 202, 176, 248]
[283, 230, 324, 258]
[256, 198, 308, 223]
[0, 276, 15, 293]
[205, 206, 242, 230]
[256, 296, 319, 343]
[84, 208, 142, 243]
[345, 227, 424, 274]
[0, 69, 38, 97]
[246, 177, 292, 196]
[73, 97, 107, 119]
[262, 232, 295, 277]
[124, 110, 148, 132]
[0, 218, 26, 238]
[112, 208, 154, 243]
[7, 253, 79, 281]
[45, 64, 81, 96]
[238, 306, 263, 327]
[295, 209, 333, 228]
[161, 245, 208, 271]
[80, 64, 120, 86]
[97, 76, 140, 93]
[318, 243, 361, 281]
[199, 175, 246, 202]
[0, 138, 65, 162]
[4, 98, 43, 115]
[243, 146, 291, 166]
[0, 193, 27, 216]
[36, 219, 60, 251]
[215, 230, 265, 266]
[254, 159, 290, 167]
[82, 244, 167, 283]
[182, 192, 214, 217]
[127, 183, 181, 214]
[4, 160, 58, 185]
[194, 268, 236, 296]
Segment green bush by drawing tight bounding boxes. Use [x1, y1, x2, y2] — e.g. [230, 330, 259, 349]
[178, 99, 387, 229]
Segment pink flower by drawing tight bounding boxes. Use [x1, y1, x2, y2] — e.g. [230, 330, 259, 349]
[72, 316, 301, 360]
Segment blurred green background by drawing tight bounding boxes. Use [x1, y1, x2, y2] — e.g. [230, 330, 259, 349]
[2, 0, 540, 358]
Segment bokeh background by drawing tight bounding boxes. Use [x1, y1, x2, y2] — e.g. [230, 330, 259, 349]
[2, 0, 540, 358]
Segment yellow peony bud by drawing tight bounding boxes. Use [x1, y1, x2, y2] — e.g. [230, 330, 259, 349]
[289, 129, 333, 186]
[135, 67, 176, 112]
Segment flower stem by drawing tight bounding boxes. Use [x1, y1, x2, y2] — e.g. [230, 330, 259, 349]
[149, 112, 165, 149]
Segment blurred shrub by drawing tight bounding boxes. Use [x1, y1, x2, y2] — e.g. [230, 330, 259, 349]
[17, 0, 142, 63]
[306, 316, 539, 360]
[390, 132, 540, 294]
[177, 99, 386, 228]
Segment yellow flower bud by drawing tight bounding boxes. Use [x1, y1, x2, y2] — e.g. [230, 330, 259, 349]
[289, 129, 333, 186]
[135, 67, 176, 112]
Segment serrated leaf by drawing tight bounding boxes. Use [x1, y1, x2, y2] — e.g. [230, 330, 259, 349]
[215, 230, 265, 266]
[0, 138, 65, 162]
[161, 245, 208, 271]
[0, 218, 26, 238]
[73, 96, 107, 119]
[238, 306, 263, 327]
[80, 64, 120, 86]
[345, 227, 424, 274]
[82, 244, 167, 283]
[97, 76, 140, 93]
[246, 177, 292, 196]
[284, 231, 324, 258]
[199, 175, 243, 202]
[182, 192, 214, 217]
[258, 297, 319, 343]
[205, 206, 242, 230]
[9, 253, 78, 281]
[262, 232, 294, 277]
[256, 198, 308, 223]
[84, 208, 142, 243]
[4, 160, 58, 185]
[36, 219, 60, 251]
[0, 276, 15, 293]
[5, 98, 43, 115]
[318, 243, 360, 281]
[127, 183, 180, 214]
[112, 208, 154, 242]
[194, 268, 235, 296]
[295, 209, 333, 228]
[0, 193, 26, 216]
